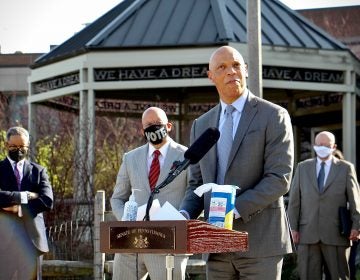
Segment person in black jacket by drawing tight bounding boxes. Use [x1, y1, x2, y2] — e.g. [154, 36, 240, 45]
[0, 126, 53, 280]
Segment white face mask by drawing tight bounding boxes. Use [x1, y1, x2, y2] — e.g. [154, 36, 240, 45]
[313, 145, 335, 158]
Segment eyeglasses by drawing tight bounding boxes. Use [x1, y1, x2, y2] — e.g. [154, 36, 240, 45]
[7, 145, 29, 151]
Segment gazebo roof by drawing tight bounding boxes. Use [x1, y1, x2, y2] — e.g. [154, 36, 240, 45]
[33, 0, 348, 67]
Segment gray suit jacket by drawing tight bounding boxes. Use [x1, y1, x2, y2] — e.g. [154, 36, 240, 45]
[111, 139, 188, 221]
[180, 91, 294, 258]
[288, 157, 360, 246]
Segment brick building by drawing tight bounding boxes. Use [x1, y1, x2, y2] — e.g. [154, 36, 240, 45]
[0, 53, 41, 128]
[299, 5, 360, 59]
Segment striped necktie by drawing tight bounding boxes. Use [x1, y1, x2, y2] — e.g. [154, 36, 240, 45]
[149, 150, 161, 191]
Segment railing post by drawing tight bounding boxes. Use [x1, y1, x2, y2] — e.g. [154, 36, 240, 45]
[94, 190, 105, 279]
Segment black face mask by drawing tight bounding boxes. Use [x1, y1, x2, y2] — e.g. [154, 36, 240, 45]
[144, 125, 168, 145]
[8, 149, 27, 162]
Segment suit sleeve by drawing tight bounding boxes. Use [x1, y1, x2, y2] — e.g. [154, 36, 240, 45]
[0, 190, 22, 207]
[346, 162, 360, 231]
[287, 163, 301, 231]
[0, 161, 23, 207]
[110, 153, 132, 221]
[235, 107, 294, 222]
[27, 166, 53, 217]
[179, 119, 205, 219]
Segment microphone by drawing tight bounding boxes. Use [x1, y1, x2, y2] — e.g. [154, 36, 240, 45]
[143, 127, 220, 221]
[184, 127, 220, 164]
[156, 127, 220, 190]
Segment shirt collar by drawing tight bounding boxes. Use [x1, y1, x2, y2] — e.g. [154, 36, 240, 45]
[317, 156, 332, 166]
[7, 156, 25, 168]
[148, 138, 172, 159]
[220, 88, 248, 115]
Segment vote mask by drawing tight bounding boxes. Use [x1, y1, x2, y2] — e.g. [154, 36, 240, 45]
[144, 125, 168, 145]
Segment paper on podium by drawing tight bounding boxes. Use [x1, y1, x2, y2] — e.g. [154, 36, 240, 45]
[136, 199, 186, 221]
[152, 201, 186, 220]
[136, 199, 161, 221]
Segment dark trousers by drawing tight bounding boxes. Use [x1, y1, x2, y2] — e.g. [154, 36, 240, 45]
[324, 241, 358, 280]
[349, 241, 358, 280]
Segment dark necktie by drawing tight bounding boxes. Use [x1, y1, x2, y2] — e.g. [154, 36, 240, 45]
[317, 161, 325, 192]
[14, 162, 21, 190]
[217, 105, 235, 185]
[149, 150, 161, 191]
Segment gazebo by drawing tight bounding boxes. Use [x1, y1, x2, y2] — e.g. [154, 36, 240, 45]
[28, 0, 360, 170]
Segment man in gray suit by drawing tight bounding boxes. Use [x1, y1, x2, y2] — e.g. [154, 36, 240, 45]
[288, 131, 360, 279]
[179, 46, 294, 280]
[111, 107, 188, 280]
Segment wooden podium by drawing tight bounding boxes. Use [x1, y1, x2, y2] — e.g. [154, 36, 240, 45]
[100, 219, 248, 254]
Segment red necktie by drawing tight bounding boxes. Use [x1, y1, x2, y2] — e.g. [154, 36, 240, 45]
[149, 150, 161, 191]
[14, 163, 21, 190]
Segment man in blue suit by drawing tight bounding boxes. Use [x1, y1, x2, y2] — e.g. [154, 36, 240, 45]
[0, 126, 53, 279]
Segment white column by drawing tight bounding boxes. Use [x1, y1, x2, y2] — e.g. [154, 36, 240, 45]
[87, 88, 95, 189]
[78, 89, 88, 184]
[342, 70, 356, 164]
[94, 190, 105, 280]
[28, 80, 37, 160]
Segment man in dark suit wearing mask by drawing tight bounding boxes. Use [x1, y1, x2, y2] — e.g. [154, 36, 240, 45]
[0, 126, 53, 279]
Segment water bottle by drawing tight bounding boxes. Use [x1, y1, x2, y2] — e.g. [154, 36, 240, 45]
[121, 189, 138, 221]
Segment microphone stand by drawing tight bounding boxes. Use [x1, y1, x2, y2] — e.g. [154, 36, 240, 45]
[143, 179, 168, 221]
[142, 161, 186, 280]
[143, 160, 189, 221]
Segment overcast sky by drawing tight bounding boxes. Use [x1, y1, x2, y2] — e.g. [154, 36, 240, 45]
[0, 0, 358, 54]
